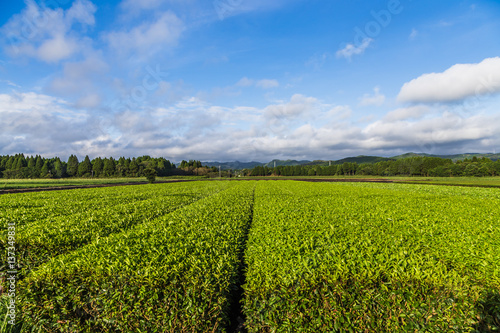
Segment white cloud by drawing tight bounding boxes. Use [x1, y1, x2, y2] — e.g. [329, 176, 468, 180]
[398, 57, 500, 103]
[256, 79, 279, 89]
[66, 0, 97, 26]
[0, 0, 96, 63]
[336, 38, 373, 60]
[49, 55, 109, 95]
[236, 77, 254, 87]
[328, 105, 352, 120]
[264, 94, 317, 120]
[306, 53, 329, 70]
[359, 86, 385, 107]
[409, 28, 418, 40]
[0, 92, 94, 156]
[383, 105, 431, 122]
[121, 0, 166, 10]
[37, 34, 79, 63]
[75, 93, 102, 108]
[105, 11, 184, 55]
[1, 90, 499, 161]
[236, 77, 279, 89]
[1, 80, 21, 88]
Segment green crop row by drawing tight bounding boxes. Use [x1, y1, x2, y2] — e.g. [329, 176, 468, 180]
[243, 181, 500, 332]
[2, 181, 499, 332]
[1, 181, 231, 284]
[0, 182, 199, 231]
[16, 181, 255, 332]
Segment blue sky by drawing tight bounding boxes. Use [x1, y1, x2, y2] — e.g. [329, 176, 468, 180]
[1, 0, 500, 162]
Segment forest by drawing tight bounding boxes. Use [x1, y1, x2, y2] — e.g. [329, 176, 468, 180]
[0, 154, 211, 179]
[2, 154, 500, 179]
[249, 156, 500, 177]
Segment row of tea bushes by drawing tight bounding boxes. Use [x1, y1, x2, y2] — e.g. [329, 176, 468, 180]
[1, 181, 231, 290]
[18, 182, 255, 332]
[243, 181, 500, 332]
[0, 182, 199, 231]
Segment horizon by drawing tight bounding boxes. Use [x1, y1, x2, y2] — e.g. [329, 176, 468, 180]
[1, 1, 499, 161]
[2, 151, 498, 165]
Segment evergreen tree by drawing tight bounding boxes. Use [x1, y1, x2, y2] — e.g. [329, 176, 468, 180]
[129, 158, 139, 176]
[143, 167, 157, 183]
[35, 155, 43, 177]
[15, 155, 26, 169]
[92, 158, 104, 177]
[27, 156, 35, 169]
[5, 156, 14, 170]
[27, 156, 36, 177]
[41, 161, 50, 177]
[78, 155, 93, 177]
[54, 158, 64, 178]
[103, 158, 116, 177]
[67, 155, 79, 177]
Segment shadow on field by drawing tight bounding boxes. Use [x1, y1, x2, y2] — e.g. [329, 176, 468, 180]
[473, 291, 500, 332]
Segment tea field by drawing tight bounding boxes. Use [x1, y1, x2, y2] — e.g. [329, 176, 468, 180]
[1, 180, 499, 332]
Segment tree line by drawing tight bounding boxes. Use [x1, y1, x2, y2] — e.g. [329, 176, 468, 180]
[248, 156, 500, 177]
[0, 154, 211, 179]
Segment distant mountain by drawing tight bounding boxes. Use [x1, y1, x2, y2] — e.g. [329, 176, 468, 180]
[392, 152, 500, 162]
[263, 159, 311, 168]
[333, 155, 395, 165]
[202, 161, 264, 170]
[204, 153, 499, 170]
[300, 156, 394, 166]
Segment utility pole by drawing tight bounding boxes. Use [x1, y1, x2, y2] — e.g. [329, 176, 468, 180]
[274, 160, 276, 168]
[329, 161, 331, 167]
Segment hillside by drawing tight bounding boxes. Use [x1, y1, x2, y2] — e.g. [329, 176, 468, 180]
[392, 152, 500, 162]
[204, 152, 499, 170]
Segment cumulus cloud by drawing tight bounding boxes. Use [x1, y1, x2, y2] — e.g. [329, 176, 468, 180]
[336, 38, 373, 60]
[0, 0, 96, 63]
[359, 86, 386, 106]
[37, 34, 79, 63]
[363, 111, 500, 154]
[264, 94, 317, 120]
[398, 57, 500, 103]
[48, 55, 109, 96]
[0, 92, 95, 156]
[383, 105, 431, 122]
[2, 90, 499, 161]
[75, 93, 102, 108]
[105, 11, 184, 55]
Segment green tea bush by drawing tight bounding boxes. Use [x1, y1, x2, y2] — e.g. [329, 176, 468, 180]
[18, 182, 255, 332]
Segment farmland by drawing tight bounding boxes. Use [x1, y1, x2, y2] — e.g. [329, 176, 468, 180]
[1, 180, 499, 332]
